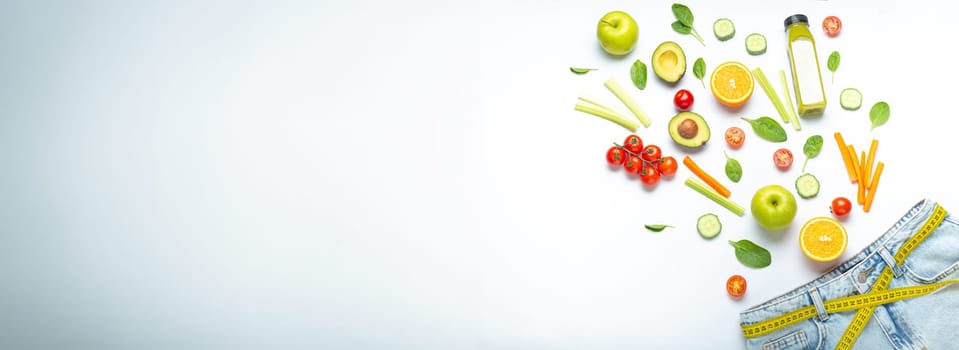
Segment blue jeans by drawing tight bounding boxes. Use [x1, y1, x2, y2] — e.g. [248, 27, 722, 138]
[740, 199, 959, 349]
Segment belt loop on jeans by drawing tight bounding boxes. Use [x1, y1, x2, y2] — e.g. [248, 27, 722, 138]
[808, 287, 828, 321]
[878, 246, 904, 278]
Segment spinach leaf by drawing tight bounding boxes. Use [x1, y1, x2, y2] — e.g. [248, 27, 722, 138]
[827, 51, 840, 83]
[741, 116, 787, 142]
[801, 135, 823, 172]
[729, 239, 771, 268]
[644, 224, 673, 232]
[669, 3, 705, 46]
[570, 67, 597, 75]
[630, 60, 648, 90]
[693, 58, 706, 88]
[869, 101, 890, 130]
[724, 151, 742, 183]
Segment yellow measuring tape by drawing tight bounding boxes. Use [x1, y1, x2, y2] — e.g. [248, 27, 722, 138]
[741, 204, 949, 349]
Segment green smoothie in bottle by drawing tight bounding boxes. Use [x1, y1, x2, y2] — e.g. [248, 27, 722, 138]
[785, 15, 826, 117]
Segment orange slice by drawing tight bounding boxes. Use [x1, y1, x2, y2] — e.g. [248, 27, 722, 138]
[710, 61, 754, 107]
[799, 217, 848, 262]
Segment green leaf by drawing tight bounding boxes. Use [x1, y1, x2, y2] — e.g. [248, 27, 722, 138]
[801, 135, 824, 172]
[629, 60, 648, 90]
[827, 51, 840, 83]
[644, 224, 673, 232]
[724, 151, 742, 183]
[741, 116, 787, 142]
[693, 58, 706, 88]
[570, 67, 597, 75]
[671, 3, 695, 27]
[870, 101, 890, 130]
[729, 239, 771, 268]
[671, 20, 692, 34]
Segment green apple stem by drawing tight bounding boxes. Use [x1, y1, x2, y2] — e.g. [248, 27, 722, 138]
[603, 78, 652, 128]
[685, 177, 746, 216]
[574, 101, 638, 132]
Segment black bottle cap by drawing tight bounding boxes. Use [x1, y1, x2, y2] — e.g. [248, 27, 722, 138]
[784, 14, 808, 30]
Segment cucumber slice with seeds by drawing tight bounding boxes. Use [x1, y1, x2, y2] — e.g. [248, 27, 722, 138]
[746, 33, 767, 55]
[713, 18, 736, 41]
[795, 173, 820, 199]
[840, 88, 862, 110]
[697, 213, 722, 239]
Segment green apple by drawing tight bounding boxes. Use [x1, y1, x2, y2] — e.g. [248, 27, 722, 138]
[597, 11, 639, 56]
[751, 185, 798, 231]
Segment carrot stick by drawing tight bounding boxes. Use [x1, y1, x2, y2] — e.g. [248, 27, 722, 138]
[858, 151, 867, 205]
[682, 156, 731, 198]
[848, 145, 860, 184]
[864, 139, 878, 190]
[864, 162, 885, 213]
[834, 133, 857, 183]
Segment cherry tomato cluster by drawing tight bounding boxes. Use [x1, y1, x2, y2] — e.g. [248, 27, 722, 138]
[606, 134, 678, 187]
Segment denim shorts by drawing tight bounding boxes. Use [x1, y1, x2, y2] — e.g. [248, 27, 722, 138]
[740, 199, 959, 350]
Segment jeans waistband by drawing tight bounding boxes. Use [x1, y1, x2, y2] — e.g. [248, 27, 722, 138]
[740, 198, 940, 326]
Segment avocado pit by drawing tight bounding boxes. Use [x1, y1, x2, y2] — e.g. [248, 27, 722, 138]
[678, 118, 698, 139]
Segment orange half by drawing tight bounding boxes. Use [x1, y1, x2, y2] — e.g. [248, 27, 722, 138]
[710, 61, 754, 107]
[799, 217, 848, 263]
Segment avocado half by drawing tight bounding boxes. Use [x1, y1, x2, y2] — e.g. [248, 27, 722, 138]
[668, 111, 710, 148]
[651, 41, 687, 83]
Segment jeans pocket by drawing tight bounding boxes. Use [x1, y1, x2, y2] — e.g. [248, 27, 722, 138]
[759, 320, 824, 350]
[904, 215, 959, 283]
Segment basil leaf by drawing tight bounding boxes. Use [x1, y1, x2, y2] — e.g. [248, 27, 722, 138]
[671, 21, 691, 35]
[630, 60, 648, 90]
[644, 224, 673, 232]
[801, 135, 824, 172]
[671, 3, 694, 27]
[570, 67, 597, 75]
[827, 51, 840, 83]
[869, 101, 890, 130]
[693, 58, 706, 88]
[724, 151, 742, 183]
[741, 116, 787, 142]
[729, 239, 771, 268]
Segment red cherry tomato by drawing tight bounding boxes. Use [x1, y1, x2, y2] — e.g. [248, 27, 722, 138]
[659, 156, 678, 177]
[642, 145, 662, 162]
[831, 197, 852, 218]
[727, 275, 747, 298]
[639, 166, 660, 186]
[606, 146, 626, 166]
[624, 155, 643, 174]
[822, 16, 842, 37]
[773, 148, 793, 170]
[725, 127, 745, 148]
[623, 134, 644, 155]
[674, 89, 695, 111]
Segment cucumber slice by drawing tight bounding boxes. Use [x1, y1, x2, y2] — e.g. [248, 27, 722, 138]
[795, 173, 820, 199]
[840, 88, 862, 110]
[697, 213, 722, 239]
[745, 33, 766, 55]
[713, 18, 736, 41]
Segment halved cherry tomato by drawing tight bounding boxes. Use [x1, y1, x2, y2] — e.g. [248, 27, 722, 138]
[674, 89, 694, 111]
[822, 16, 842, 37]
[606, 146, 626, 166]
[831, 197, 852, 218]
[624, 155, 643, 174]
[727, 275, 747, 298]
[659, 156, 678, 177]
[642, 145, 662, 162]
[774, 148, 793, 170]
[639, 166, 660, 186]
[623, 134, 644, 155]
[725, 127, 745, 148]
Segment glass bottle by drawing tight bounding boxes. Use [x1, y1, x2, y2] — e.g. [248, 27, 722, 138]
[785, 14, 827, 117]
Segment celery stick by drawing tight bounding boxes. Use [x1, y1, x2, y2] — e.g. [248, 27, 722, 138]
[574, 101, 638, 131]
[685, 177, 745, 216]
[778, 70, 801, 131]
[603, 78, 652, 128]
[577, 95, 622, 117]
[751, 68, 791, 125]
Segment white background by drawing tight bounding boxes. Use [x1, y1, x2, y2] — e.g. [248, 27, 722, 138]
[1, 0, 956, 349]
